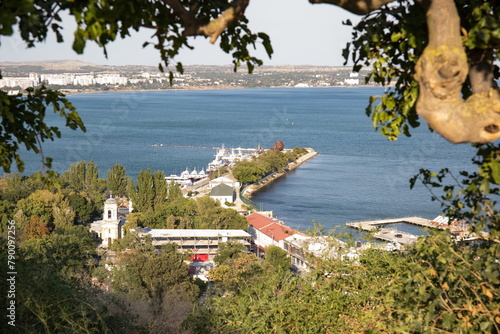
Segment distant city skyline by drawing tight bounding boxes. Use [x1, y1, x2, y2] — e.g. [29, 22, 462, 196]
[0, 1, 359, 67]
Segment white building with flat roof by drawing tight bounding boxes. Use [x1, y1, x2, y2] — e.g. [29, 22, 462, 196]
[131, 228, 251, 261]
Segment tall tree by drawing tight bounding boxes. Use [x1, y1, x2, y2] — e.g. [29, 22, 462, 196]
[67, 193, 94, 223]
[131, 169, 155, 212]
[61, 160, 105, 209]
[112, 243, 198, 301]
[263, 245, 291, 274]
[153, 170, 168, 207]
[167, 179, 183, 201]
[111, 243, 200, 332]
[213, 241, 247, 265]
[106, 163, 129, 197]
[62, 160, 101, 192]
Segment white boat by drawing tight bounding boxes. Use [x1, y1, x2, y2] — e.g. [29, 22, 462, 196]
[207, 145, 259, 171]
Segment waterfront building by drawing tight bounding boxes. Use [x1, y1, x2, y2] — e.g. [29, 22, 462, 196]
[246, 213, 350, 272]
[246, 212, 305, 252]
[0, 76, 38, 89]
[208, 175, 240, 189]
[130, 227, 251, 262]
[209, 183, 235, 204]
[283, 234, 350, 272]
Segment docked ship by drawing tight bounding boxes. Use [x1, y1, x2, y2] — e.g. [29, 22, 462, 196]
[165, 145, 263, 186]
[165, 168, 207, 186]
[207, 144, 263, 171]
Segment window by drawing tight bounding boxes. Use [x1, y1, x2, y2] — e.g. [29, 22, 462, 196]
[108, 210, 112, 219]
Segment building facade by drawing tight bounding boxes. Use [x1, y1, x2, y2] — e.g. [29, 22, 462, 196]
[246, 212, 348, 272]
[209, 183, 235, 204]
[89, 197, 125, 247]
[131, 228, 251, 261]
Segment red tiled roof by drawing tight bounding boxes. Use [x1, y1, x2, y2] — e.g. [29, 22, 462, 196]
[246, 213, 301, 241]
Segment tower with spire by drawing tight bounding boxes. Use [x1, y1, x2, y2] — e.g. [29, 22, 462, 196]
[89, 195, 124, 247]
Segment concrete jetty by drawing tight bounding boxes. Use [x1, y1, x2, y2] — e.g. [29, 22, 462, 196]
[346, 217, 468, 245]
[242, 148, 319, 199]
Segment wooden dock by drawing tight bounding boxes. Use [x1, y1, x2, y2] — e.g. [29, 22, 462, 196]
[346, 217, 467, 245]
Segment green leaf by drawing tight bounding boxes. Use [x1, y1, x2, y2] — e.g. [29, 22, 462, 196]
[489, 160, 500, 184]
[391, 32, 401, 42]
[72, 31, 86, 54]
[176, 62, 184, 74]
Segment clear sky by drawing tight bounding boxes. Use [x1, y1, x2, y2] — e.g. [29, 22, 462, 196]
[0, 0, 360, 67]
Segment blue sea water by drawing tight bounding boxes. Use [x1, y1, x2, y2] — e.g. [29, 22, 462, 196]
[18, 87, 474, 231]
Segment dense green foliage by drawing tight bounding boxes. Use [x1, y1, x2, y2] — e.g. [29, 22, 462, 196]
[390, 232, 500, 333]
[0, 226, 116, 334]
[1, 161, 248, 332]
[233, 147, 307, 184]
[67, 193, 94, 223]
[106, 164, 130, 197]
[105, 241, 201, 333]
[185, 237, 499, 333]
[213, 240, 247, 265]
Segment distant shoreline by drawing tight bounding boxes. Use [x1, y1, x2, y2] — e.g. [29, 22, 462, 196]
[62, 85, 245, 95]
[63, 84, 383, 96]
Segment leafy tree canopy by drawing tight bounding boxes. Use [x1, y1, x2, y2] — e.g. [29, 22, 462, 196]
[67, 193, 94, 223]
[213, 240, 247, 265]
[112, 243, 199, 303]
[106, 163, 130, 197]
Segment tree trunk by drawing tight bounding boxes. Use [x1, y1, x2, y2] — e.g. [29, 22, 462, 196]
[414, 0, 500, 143]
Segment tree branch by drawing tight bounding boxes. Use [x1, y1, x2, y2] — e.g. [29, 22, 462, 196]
[198, 0, 249, 44]
[165, 0, 249, 44]
[308, 0, 395, 15]
[414, 0, 500, 143]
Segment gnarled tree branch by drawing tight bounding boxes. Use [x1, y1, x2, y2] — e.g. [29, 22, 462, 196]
[308, 0, 395, 15]
[198, 0, 249, 43]
[414, 0, 500, 143]
[165, 0, 249, 44]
